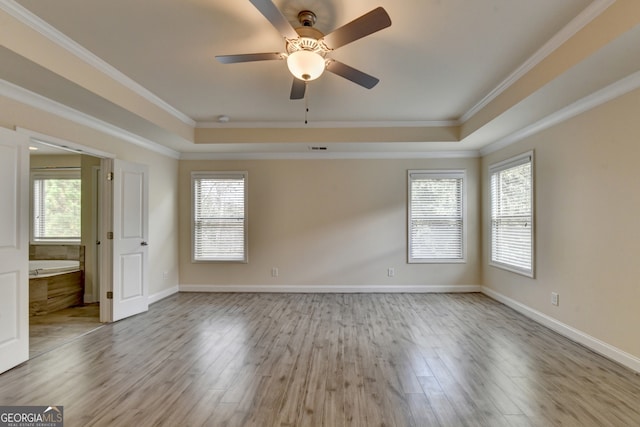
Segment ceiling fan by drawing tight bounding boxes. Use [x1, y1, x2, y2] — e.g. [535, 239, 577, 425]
[216, 0, 392, 100]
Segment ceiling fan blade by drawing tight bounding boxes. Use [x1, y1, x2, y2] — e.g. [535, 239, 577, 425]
[326, 60, 379, 89]
[249, 0, 299, 39]
[216, 52, 284, 64]
[290, 78, 306, 100]
[321, 7, 391, 50]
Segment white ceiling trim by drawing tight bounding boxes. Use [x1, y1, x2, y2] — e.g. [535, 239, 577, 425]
[196, 119, 460, 129]
[1, 0, 612, 133]
[0, 0, 196, 127]
[480, 69, 640, 156]
[180, 149, 480, 161]
[0, 78, 181, 159]
[460, 0, 616, 124]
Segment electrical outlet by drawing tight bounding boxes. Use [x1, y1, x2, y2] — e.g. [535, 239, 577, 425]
[551, 292, 559, 306]
[271, 267, 279, 277]
[163, 271, 168, 281]
[387, 267, 395, 277]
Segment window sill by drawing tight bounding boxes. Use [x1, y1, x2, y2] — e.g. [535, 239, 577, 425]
[489, 262, 534, 278]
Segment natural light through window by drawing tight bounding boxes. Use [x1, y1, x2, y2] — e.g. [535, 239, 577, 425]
[31, 169, 81, 243]
[489, 152, 534, 277]
[192, 172, 248, 262]
[408, 170, 465, 263]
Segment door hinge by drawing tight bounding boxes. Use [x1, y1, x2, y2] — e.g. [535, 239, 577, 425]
[107, 172, 114, 181]
[106, 291, 113, 299]
[107, 231, 113, 240]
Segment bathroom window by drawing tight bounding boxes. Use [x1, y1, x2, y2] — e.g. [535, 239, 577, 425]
[192, 171, 248, 262]
[31, 169, 81, 243]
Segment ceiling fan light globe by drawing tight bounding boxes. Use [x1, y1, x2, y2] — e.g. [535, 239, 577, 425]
[287, 50, 325, 81]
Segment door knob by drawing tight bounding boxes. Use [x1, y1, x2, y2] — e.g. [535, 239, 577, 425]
[141, 241, 148, 246]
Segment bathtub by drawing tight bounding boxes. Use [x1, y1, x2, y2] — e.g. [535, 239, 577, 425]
[29, 259, 83, 316]
[29, 259, 80, 278]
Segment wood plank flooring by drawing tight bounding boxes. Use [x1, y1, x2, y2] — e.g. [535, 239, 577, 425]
[29, 303, 102, 358]
[2, 293, 640, 426]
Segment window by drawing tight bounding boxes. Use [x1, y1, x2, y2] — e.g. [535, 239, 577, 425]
[489, 152, 534, 277]
[31, 169, 81, 243]
[408, 170, 465, 263]
[192, 172, 247, 262]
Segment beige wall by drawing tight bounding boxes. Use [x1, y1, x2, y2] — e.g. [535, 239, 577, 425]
[30, 153, 81, 168]
[482, 87, 640, 358]
[179, 158, 481, 288]
[1, 94, 180, 297]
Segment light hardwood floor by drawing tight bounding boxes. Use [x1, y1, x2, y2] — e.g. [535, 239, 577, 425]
[2, 293, 639, 426]
[29, 303, 102, 357]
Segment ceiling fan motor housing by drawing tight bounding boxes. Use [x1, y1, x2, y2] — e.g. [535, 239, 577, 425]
[297, 10, 317, 27]
[286, 10, 329, 55]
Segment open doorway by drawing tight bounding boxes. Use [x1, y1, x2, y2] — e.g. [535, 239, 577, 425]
[28, 140, 103, 357]
[0, 128, 149, 371]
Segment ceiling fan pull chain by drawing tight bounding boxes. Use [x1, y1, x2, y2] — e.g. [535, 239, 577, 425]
[305, 85, 309, 124]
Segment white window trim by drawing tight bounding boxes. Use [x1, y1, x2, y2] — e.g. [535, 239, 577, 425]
[408, 169, 466, 264]
[191, 171, 248, 263]
[489, 151, 535, 278]
[30, 168, 81, 244]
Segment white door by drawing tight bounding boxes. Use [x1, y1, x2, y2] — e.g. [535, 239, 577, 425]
[101, 159, 149, 322]
[0, 128, 29, 374]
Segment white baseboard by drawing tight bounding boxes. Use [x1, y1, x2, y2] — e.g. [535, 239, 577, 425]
[482, 287, 640, 374]
[149, 286, 179, 304]
[179, 284, 481, 294]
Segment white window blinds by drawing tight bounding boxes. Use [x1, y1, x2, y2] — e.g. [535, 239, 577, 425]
[192, 172, 247, 262]
[490, 152, 534, 276]
[32, 169, 81, 242]
[408, 170, 465, 263]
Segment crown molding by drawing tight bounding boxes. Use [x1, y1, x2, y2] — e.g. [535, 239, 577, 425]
[3, 74, 474, 160]
[0, 0, 195, 128]
[0, 79, 181, 159]
[480, 70, 640, 156]
[460, 0, 616, 124]
[180, 149, 479, 160]
[1, 0, 617, 145]
[196, 119, 461, 129]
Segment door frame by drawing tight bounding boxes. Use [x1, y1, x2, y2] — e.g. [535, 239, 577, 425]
[16, 128, 116, 324]
[88, 164, 102, 304]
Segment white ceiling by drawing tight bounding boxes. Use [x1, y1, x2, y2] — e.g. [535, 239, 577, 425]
[1, 0, 639, 156]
